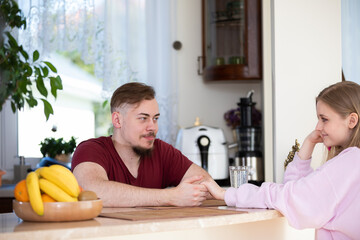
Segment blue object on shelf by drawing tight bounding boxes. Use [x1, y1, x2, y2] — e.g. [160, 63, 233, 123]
[36, 157, 71, 170]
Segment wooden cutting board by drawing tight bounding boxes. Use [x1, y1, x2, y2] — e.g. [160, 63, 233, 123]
[138, 199, 227, 210]
[99, 207, 245, 221]
[200, 199, 227, 207]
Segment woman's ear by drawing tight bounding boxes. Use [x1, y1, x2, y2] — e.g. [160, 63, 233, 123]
[112, 112, 122, 128]
[348, 112, 359, 129]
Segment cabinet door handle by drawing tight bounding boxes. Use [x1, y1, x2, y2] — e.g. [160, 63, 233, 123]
[173, 41, 182, 50]
[197, 56, 204, 75]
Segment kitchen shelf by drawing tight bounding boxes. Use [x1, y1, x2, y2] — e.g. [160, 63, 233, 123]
[200, 0, 262, 81]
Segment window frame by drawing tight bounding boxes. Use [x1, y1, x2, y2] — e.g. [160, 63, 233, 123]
[0, 101, 19, 182]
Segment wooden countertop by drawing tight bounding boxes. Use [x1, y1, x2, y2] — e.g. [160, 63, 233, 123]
[0, 200, 283, 240]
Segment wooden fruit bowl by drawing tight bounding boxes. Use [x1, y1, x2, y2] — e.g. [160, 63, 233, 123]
[13, 199, 103, 222]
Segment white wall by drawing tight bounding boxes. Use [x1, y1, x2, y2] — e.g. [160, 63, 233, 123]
[272, 0, 342, 182]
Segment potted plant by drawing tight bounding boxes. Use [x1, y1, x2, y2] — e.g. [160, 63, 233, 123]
[39, 137, 77, 163]
[0, 0, 63, 120]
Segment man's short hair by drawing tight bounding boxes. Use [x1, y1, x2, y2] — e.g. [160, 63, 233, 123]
[110, 82, 155, 113]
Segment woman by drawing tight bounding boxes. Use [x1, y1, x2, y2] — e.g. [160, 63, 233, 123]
[203, 81, 360, 240]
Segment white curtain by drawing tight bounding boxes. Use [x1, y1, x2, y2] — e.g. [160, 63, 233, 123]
[342, 0, 360, 83]
[17, 0, 179, 144]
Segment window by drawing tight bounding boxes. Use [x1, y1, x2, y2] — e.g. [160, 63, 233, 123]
[18, 53, 104, 158]
[342, 0, 360, 82]
[0, 0, 177, 183]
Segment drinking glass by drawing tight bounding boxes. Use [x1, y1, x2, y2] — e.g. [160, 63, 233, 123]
[229, 166, 248, 188]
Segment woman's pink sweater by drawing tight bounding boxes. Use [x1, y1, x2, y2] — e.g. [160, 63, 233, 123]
[225, 147, 360, 240]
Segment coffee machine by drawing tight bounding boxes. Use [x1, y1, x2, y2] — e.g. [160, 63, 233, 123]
[235, 91, 264, 186]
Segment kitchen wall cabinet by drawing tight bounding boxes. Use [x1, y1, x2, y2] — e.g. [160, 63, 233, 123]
[200, 0, 262, 81]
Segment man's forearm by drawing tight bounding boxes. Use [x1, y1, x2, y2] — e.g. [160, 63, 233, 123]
[73, 162, 208, 207]
[89, 179, 174, 207]
[83, 176, 208, 207]
[181, 163, 212, 183]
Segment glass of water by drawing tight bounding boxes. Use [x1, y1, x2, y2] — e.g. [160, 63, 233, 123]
[229, 166, 248, 188]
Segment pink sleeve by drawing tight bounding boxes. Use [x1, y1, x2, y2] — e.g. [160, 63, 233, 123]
[224, 163, 338, 229]
[283, 152, 314, 183]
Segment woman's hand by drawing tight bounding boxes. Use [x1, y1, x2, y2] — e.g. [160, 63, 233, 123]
[298, 130, 323, 160]
[201, 179, 226, 200]
[306, 129, 323, 144]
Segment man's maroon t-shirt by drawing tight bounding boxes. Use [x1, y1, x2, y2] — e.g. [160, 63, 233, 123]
[71, 137, 192, 188]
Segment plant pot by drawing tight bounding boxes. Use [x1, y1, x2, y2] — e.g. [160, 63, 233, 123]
[55, 154, 71, 163]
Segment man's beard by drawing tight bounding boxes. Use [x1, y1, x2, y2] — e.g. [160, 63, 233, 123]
[132, 146, 153, 157]
[132, 132, 156, 157]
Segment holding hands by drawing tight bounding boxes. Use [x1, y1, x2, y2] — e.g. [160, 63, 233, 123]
[170, 175, 226, 205]
[201, 178, 226, 200]
[170, 175, 208, 206]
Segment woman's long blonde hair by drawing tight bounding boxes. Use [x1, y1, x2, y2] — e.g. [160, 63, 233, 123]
[316, 81, 360, 160]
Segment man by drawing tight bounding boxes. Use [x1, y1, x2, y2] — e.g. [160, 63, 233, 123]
[72, 82, 212, 207]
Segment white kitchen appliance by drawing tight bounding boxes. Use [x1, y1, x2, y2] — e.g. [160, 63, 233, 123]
[175, 125, 229, 180]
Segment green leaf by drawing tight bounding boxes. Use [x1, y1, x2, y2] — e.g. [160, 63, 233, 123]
[26, 97, 38, 108]
[24, 65, 33, 77]
[43, 61, 57, 73]
[102, 100, 108, 109]
[13, 95, 24, 110]
[41, 66, 49, 77]
[40, 98, 54, 121]
[56, 76, 63, 89]
[34, 66, 41, 76]
[33, 50, 39, 62]
[50, 82, 57, 98]
[6, 32, 18, 48]
[36, 76, 48, 97]
[20, 48, 29, 60]
[50, 75, 63, 98]
[10, 101, 16, 113]
[18, 78, 28, 94]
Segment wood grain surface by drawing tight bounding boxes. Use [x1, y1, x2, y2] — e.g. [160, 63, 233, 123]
[99, 206, 245, 221]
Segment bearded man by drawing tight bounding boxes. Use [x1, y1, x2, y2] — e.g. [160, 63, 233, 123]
[72, 82, 212, 207]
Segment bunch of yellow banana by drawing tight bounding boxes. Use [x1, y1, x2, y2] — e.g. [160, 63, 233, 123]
[26, 165, 80, 216]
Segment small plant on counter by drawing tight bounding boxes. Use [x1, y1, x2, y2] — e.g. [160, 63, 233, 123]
[224, 106, 262, 129]
[224, 108, 241, 129]
[39, 137, 77, 159]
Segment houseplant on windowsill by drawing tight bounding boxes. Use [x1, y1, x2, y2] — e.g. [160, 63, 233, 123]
[0, 0, 63, 120]
[39, 137, 77, 163]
